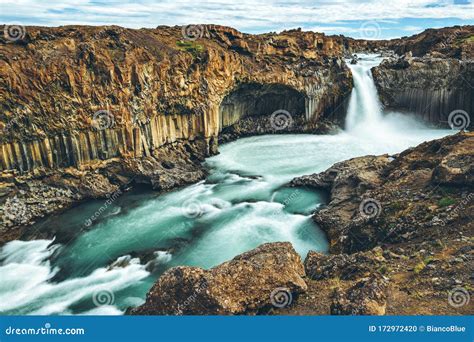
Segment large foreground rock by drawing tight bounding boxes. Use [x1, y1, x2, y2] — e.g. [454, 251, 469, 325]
[130, 242, 307, 315]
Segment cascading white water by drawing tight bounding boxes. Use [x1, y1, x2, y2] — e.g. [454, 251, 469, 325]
[345, 55, 384, 130]
[0, 54, 454, 316]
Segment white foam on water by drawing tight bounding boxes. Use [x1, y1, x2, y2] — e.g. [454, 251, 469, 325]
[0, 240, 150, 315]
[345, 54, 384, 130]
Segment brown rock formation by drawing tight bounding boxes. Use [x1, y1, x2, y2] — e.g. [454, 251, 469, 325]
[372, 57, 474, 128]
[0, 24, 356, 236]
[0, 25, 354, 174]
[304, 247, 385, 280]
[331, 275, 388, 315]
[130, 242, 307, 315]
[371, 25, 474, 128]
[292, 132, 473, 254]
[385, 25, 474, 60]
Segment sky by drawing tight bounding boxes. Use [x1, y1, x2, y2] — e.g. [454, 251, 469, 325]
[0, 0, 473, 39]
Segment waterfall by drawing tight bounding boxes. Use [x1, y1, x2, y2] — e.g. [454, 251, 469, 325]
[345, 54, 384, 131]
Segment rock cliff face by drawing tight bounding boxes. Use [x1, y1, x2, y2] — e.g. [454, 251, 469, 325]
[371, 25, 474, 128]
[384, 26, 474, 60]
[0, 25, 353, 173]
[0, 25, 355, 234]
[372, 57, 474, 128]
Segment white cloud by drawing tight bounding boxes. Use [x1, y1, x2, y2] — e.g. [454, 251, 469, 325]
[0, 0, 472, 35]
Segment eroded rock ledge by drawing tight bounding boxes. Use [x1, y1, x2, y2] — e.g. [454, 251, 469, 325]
[131, 133, 473, 315]
[371, 25, 474, 128]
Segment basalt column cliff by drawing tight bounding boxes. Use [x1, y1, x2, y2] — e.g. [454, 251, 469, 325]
[372, 26, 474, 128]
[0, 25, 353, 237]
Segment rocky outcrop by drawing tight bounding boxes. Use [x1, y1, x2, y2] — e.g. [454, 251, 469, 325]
[0, 138, 207, 241]
[371, 25, 473, 128]
[331, 275, 388, 315]
[291, 132, 473, 254]
[384, 25, 474, 60]
[130, 242, 307, 315]
[304, 247, 385, 280]
[291, 154, 391, 253]
[372, 56, 474, 128]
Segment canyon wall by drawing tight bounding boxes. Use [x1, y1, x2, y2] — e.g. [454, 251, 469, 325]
[0, 25, 355, 234]
[1, 24, 472, 235]
[372, 57, 474, 128]
[372, 25, 473, 128]
[0, 25, 354, 174]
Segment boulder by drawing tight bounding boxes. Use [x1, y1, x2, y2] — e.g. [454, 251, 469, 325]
[130, 242, 307, 315]
[331, 275, 388, 315]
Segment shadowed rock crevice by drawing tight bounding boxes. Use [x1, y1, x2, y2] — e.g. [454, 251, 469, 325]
[219, 83, 306, 130]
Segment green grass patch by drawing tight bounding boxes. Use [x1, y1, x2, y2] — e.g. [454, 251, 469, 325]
[414, 256, 433, 274]
[460, 35, 474, 43]
[438, 196, 456, 207]
[176, 40, 204, 57]
[390, 201, 408, 211]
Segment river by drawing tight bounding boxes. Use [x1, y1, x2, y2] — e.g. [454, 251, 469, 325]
[0, 54, 453, 315]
